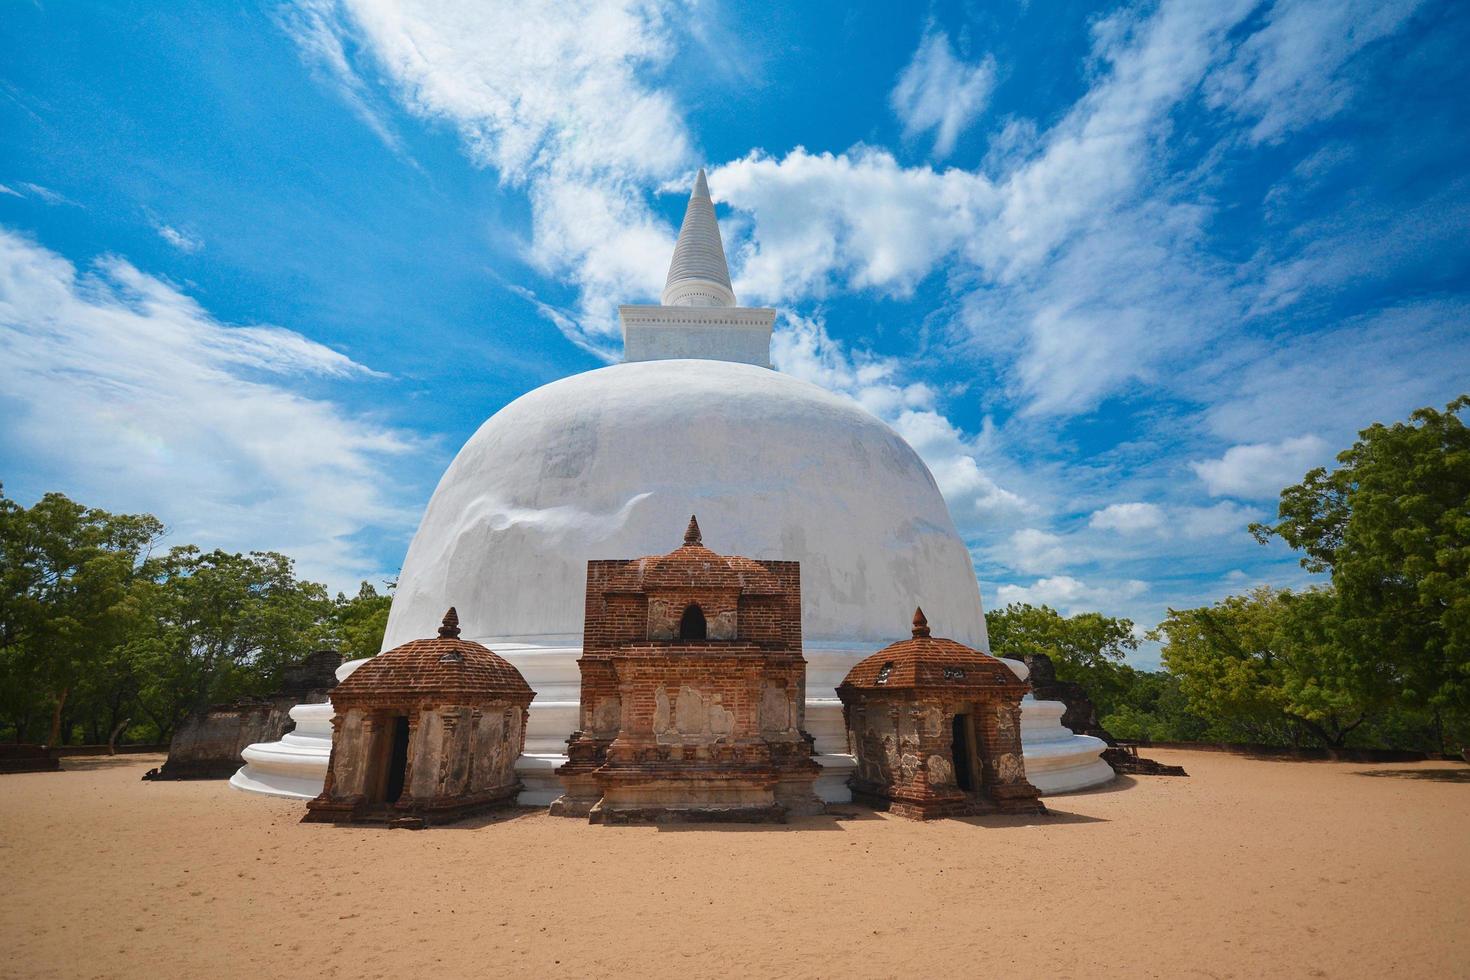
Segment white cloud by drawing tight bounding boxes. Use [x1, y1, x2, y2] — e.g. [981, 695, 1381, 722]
[890, 26, 996, 159]
[994, 575, 1148, 615]
[1205, 0, 1424, 144]
[713, 148, 990, 304]
[4, 182, 79, 207]
[1177, 500, 1259, 539]
[1089, 500, 1257, 539]
[0, 227, 418, 587]
[1089, 501, 1164, 533]
[1197, 300, 1470, 446]
[771, 313, 1031, 529]
[712, 0, 1433, 420]
[710, 1, 1260, 414]
[154, 223, 203, 254]
[1005, 528, 1075, 575]
[280, 0, 693, 337]
[275, 0, 414, 158]
[1190, 434, 1329, 498]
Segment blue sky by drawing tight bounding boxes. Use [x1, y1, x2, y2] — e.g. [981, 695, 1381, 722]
[2, 0, 1467, 666]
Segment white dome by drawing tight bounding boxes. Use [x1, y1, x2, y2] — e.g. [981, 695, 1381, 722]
[385, 358, 988, 652]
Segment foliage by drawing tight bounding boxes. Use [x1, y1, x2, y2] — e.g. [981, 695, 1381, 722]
[329, 581, 394, 661]
[125, 547, 332, 738]
[987, 602, 1138, 715]
[1251, 395, 1470, 749]
[1156, 586, 1387, 747]
[0, 488, 162, 744]
[1099, 670, 1212, 744]
[0, 489, 373, 746]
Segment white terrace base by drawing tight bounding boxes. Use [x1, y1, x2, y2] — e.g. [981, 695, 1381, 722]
[228, 658, 368, 800]
[1018, 695, 1116, 794]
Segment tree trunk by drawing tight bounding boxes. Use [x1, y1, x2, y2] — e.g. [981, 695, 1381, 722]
[107, 717, 131, 755]
[47, 687, 68, 748]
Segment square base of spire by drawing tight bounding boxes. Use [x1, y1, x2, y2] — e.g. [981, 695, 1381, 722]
[619, 305, 776, 367]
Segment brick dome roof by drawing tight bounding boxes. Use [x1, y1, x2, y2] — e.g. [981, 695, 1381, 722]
[839, 608, 1025, 692]
[332, 608, 534, 705]
[607, 516, 784, 594]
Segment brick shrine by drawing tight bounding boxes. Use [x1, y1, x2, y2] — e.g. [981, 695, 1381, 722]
[551, 516, 822, 823]
[837, 608, 1044, 819]
[304, 608, 533, 827]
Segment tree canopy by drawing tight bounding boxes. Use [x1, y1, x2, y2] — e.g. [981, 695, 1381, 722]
[1156, 586, 1386, 747]
[0, 487, 392, 746]
[986, 602, 1138, 713]
[1251, 395, 1470, 748]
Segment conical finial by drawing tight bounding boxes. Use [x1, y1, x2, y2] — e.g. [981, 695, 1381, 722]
[438, 607, 461, 639]
[683, 514, 702, 547]
[661, 168, 736, 308]
[911, 606, 931, 638]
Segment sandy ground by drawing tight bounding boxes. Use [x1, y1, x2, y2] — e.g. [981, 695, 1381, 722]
[1, 750, 1467, 979]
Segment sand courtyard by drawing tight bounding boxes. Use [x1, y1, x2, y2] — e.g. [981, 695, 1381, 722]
[2, 749, 1466, 979]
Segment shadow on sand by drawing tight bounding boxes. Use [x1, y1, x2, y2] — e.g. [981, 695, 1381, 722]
[60, 753, 167, 773]
[1351, 767, 1470, 783]
[1052, 773, 1138, 797]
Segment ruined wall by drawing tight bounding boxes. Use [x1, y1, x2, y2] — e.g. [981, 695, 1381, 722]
[147, 651, 340, 781]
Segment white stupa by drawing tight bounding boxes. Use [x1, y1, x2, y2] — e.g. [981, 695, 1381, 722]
[231, 170, 1112, 802]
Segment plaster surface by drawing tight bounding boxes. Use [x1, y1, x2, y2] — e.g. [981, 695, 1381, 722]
[228, 658, 367, 799]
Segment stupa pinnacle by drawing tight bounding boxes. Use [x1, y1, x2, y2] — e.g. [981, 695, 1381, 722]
[620, 168, 776, 368]
[662, 169, 736, 307]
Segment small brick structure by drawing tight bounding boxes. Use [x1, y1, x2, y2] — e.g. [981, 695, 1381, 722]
[552, 516, 822, 823]
[304, 608, 533, 827]
[837, 608, 1045, 819]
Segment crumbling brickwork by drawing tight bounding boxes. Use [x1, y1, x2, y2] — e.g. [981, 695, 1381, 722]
[304, 609, 534, 827]
[553, 516, 821, 823]
[838, 609, 1044, 819]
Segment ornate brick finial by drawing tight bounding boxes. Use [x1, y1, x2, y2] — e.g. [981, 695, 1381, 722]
[911, 606, 931, 638]
[683, 514, 702, 547]
[438, 607, 461, 639]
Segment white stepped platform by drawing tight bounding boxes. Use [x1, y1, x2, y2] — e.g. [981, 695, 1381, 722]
[1019, 696, 1115, 794]
[228, 658, 368, 800]
[229, 645, 1115, 805]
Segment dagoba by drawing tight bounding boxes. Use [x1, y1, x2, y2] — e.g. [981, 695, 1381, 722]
[231, 168, 1112, 803]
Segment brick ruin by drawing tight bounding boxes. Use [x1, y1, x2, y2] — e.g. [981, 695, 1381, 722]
[145, 650, 339, 781]
[1022, 651, 1187, 778]
[304, 608, 534, 827]
[552, 516, 822, 823]
[837, 608, 1045, 819]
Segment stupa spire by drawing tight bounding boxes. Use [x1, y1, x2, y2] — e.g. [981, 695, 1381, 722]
[661, 168, 736, 308]
[683, 514, 703, 547]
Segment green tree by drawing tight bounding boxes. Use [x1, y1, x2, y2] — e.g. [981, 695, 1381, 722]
[129, 547, 331, 738]
[1099, 670, 1212, 743]
[986, 602, 1139, 714]
[1156, 586, 1387, 748]
[330, 581, 394, 660]
[1251, 395, 1470, 750]
[0, 489, 162, 745]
